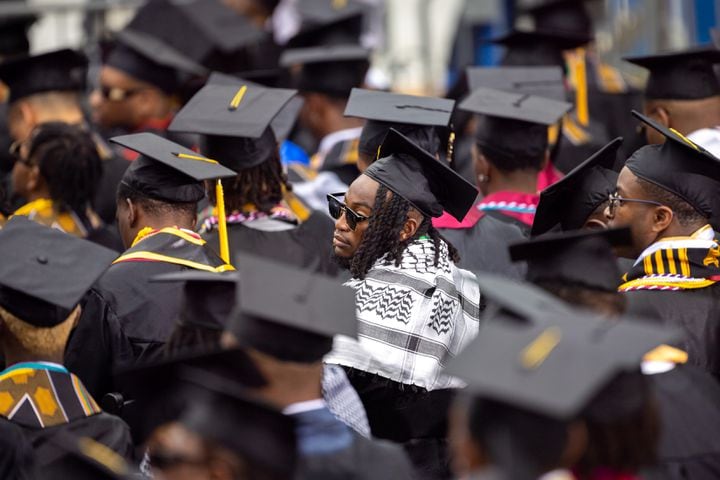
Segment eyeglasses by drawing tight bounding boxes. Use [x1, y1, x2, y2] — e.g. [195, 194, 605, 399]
[8, 140, 31, 166]
[327, 192, 370, 230]
[607, 191, 664, 215]
[96, 85, 146, 101]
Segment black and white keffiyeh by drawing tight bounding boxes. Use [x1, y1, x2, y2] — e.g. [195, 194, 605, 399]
[325, 238, 482, 390]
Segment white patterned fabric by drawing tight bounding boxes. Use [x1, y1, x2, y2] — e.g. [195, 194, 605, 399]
[322, 364, 371, 437]
[326, 238, 482, 391]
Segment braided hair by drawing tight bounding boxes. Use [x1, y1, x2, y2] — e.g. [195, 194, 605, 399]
[208, 153, 292, 214]
[27, 122, 102, 215]
[349, 184, 460, 279]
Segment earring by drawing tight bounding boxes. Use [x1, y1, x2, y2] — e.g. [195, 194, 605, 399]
[477, 174, 489, 184]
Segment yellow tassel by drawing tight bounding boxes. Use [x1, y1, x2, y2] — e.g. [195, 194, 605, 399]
[447, 131, 456, 161]
[215, 179, 231, 264]
[332, 0, 347, 9]
[669, 128, 701, 151]
[520, 327, 562, 370]
[569, 48, 589, 127]
[228, 85, 248, 111]
[173, 152, 219, 164]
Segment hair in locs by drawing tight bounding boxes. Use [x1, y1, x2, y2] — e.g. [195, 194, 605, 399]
[347, 184, 460, 279]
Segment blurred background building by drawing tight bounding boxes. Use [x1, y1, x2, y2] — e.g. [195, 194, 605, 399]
[0, 0, 718, 94]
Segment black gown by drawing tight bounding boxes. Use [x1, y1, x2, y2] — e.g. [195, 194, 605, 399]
[65, 228, 231, 399]
[624, 285, 720, 378]
[439, 211, 529, 280]
[203, 211, 339, 277]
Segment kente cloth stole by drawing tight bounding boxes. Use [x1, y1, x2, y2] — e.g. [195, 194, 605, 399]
[619, 225, 720, 292]
[113, 227, 233, 272]
[0, 363, 101, 428]
[12, 198, 88, 238]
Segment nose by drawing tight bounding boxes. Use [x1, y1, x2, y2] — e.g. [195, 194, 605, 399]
[604, 203, 613, 221]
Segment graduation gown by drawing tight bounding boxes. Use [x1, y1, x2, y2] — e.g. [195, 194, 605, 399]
[0, 362, 132, 468]
[203, 210, 339, 277]
[65, 227, 232, 399]
[434, 193, 535, 280]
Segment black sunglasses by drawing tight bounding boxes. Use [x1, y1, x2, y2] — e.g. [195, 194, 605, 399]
[327, 192, 369, 230]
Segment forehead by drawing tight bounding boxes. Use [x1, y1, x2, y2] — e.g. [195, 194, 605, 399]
[346, 174, 380, 208]
[616, 166, 641, 195]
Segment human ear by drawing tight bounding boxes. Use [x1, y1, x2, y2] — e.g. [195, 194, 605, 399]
[652, 206, 674, 232]
[126, 198, 138, 228]
[399, 215, 420, 242]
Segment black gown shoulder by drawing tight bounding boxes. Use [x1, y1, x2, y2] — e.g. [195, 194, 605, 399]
[204, 210, 339, 276]
[624, 285, 720, 378]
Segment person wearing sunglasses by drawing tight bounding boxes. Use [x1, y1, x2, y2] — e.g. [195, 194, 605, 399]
[325, 128, 480, 478]
[607, 111, 720, 381]
[89, 30, 204, 161]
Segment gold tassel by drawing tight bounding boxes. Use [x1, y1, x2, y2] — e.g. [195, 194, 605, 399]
[215, 179, 231, 264]
[568, 48, 589, 127]
[228, 85, 248, 111]
[519, 327, 562, 370]
[447, 131, 456, 162]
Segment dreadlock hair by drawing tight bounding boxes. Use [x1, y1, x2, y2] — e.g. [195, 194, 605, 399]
[348, 184, 460, 279]
[635, 176, 707, 228]
[208, 154, 292, 214]
[27, 122, 102, 215]
[116, 181, 197, 223]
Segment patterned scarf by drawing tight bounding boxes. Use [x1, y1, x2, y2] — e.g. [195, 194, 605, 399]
[619, 225, 720, 292]
[199, 205, 297, 234]
[325, 239, 481, 391]
[12, 198, 100, 238]
[0, 362, 101, 428]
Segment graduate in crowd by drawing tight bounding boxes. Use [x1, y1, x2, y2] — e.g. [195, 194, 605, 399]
[169, 78, 338, 276]
[607, 112, 720, 379]
[509, 228, 720, 479]
[65, 134, 235, 399]
[222, 255, 413, 478]
[343, 88, 456, 172]
[436, 87, 570, 279]
[625, 47, 720, 157]
[325, 129, 480, 479]
[0, 217, 133, 471]
[0, 48, 129, 225]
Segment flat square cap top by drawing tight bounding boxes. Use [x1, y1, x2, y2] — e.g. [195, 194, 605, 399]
[344, 88, 455, 126]
[0, 216, 116, 327]
[459, 86, 572, 125]
[466, 66, 565, 101]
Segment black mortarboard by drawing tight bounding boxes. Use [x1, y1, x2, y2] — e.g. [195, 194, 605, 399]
[532, 137, 623, 235]
[125, 0, 268, 70]
[0, 4, 36, 57]
[345, 88, 455, 156]
[178, 370, 297, 479]
[199, 72, 304, 142]
[473, 273, 573, 322]
[0, 216, 116, 327]
[110, 132, 236, 203]
[491, 29, 590, 68]
[626, 111, 720, 219]
[228, 253, 357, 363]
[281, 44, 370, 98]
[40, 432, 132, 480]
[444, 309, 678, 418]
[509, 227, 631, 292]
[151, 270, 238, 331]
[524, 0, 595, 40]
[466, 66, 566, 101]
[287, 0, 367, 48]
[460, 87, 571, 163]
[624, 46, 720, 100]
[0, 48, 87, 104]
[366, 128, 478, 220]
[114, 347, 266, 444]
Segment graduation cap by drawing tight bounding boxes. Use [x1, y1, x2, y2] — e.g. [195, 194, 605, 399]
[366, 128, 478, 220]
[125, 0, 268, 70]
[532, 137, 623, 235]
[280, 44, 371, 98]
[228, 253, 357, 363]
[444, 309, 679, 419]
[110, 132, 237, 262]
[0, 216, 116, 327]
[345, 88, 455, 156]
[0, 3, 36, 57]
[459, 87, 572, 164]
[491, 29, 589, 68]
[150, 270, 239, 331]
[626, 110, 720, 219]
[466, 66, 566, 101]
[0, 48, 87, 104]
[168, 80, 298, 171]
[113, 346, 266, 444]
[509, 227, 631, 292]
[523, 0, 596, 40]
[473, 273, 573, 321]
[287, 0, 367, 48]
[40, 432, 133, 480]
[624, 46, 720, 100]
[177, 368, 297, 478]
